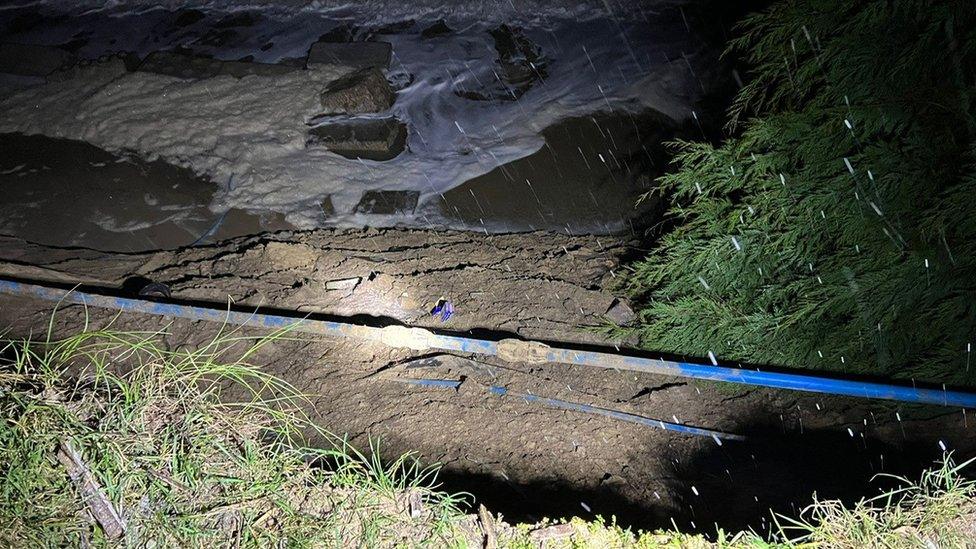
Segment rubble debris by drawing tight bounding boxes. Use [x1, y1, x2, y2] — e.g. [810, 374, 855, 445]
[455, 25, 547, 101]
[319, 67, 396, 114]
[353, 190, 420, 214]
[529, 523, 574, 542]
[325, 277, 361, 291]
[408, 490, 424, 518]
[320, 195, 336, 217]
[307, 117, 407, 161]
[605, 298, 636, 325]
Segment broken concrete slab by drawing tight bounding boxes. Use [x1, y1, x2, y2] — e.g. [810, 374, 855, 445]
[0, 43, 76, 77]
[455, 25, 547, 101]
[319, 67, 395, 114]
[320, 195, 336, 218]
[306, 117, 407, 161]
[354, 190, 420, 215]
[306, 41, 392, 70]
[137, 51, 297, 80]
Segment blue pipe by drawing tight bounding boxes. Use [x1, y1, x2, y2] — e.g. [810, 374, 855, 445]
[1, 278, 974, 408]
[487, 386, 744, 441]
[397, 377, 743, 441]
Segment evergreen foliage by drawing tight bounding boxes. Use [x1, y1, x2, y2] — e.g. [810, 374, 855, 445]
[626, 0, 976, 384]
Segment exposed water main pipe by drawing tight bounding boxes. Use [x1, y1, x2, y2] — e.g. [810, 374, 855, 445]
[397, 378, 745, 441]
[2, 277, 975, 408]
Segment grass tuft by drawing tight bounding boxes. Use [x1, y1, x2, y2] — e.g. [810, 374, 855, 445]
[0, 323, 468, 547]
[776, 456, 976, 548]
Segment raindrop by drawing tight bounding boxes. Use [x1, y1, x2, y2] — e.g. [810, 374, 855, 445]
[843, 157, 855, 174]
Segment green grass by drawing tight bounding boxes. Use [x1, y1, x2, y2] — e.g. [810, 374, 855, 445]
[1, 322, 974, 547]
[0, 322, 469, 547]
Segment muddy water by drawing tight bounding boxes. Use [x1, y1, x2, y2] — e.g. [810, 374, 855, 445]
[431, 109, 678, 234]
[0, 133, 292, 251]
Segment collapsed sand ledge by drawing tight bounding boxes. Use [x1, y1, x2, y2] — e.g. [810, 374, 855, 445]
[0, 227, 630, 344]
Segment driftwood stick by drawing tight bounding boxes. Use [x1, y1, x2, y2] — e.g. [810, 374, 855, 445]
[56, 439, 126, 540]
[477, 504, 497, 549]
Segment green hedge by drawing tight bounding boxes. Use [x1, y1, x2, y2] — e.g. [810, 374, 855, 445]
[626, 0, 976, 384]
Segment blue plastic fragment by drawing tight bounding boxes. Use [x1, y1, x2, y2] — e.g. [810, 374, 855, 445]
[431, 299, 454, 322]
[399, 378, 463, 389]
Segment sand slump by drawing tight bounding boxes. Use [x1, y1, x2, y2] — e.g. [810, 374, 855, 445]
[0, 3, 716, 232]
